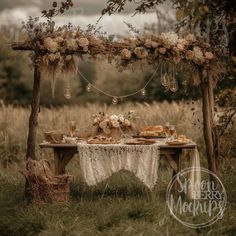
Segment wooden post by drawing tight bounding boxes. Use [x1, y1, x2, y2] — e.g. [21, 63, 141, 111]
[201, 77, 219, 187]
[26, 65, 41, 160]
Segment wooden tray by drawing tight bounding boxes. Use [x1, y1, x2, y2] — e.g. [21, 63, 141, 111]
[87, 140, 120, 145]
[133, 135, 166, 139]
[166, 141, 189, 145]
[125, 139, 156, 145]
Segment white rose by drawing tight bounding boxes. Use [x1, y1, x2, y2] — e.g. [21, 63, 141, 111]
[134, 47, 148, 59]
[120, 49, 132, 60]
[66, 38, 78, 51]
[110, 115, 118, 121]
[78, 37, 89, 48]
[43, 37, 59, 53]
[118, 115, 125, 123]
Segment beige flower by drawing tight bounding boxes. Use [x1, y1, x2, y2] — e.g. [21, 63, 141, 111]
[118, 115, 125, 123]
[177, 43, 184, 51]
[144, 39, 158, 48]
[185, 34, 196, 42]
[55, 36, 64, 44]
[48, 53, 56, 62]
[173, 47, 180, 53]
[185, 50, 194, 60]
[205, 51, 214, 60]
[152, 41, 159, 48]
[159, 47, 167, 54]
[66, 38, 78, 51]
[120, 49, 132, 60]
[144, 39, 152, 48]
[93, 117, 100, 124]
[193, 46, 204, 63]
[65, 55, 72, 61]
[124, 119, 131, 127]
[78, 37, 89, 48]
[159, 32, 178, 49]
[134, 47, 148, 59]
[111, 120, 120, 128]
[178, 38, 188, 46]
[99, 120, 108, 129]
[110, 115, 118, 121]
[43, 37, 59, 53]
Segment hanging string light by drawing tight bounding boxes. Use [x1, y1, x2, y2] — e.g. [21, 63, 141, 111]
[63, 60, 180, 102]
[64, 76, 72, 99]
[141, 88, 146, 96]
[75, 64, 174, 104]
[86, 83, 92, 92]
[170, 81, 179, 92]
[64, 86, 72, 99]
[112, 97, 118, 105]
[161, 73, 169, 87]
[169, 64, 178, 92]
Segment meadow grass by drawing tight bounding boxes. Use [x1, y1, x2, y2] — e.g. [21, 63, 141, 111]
[0, 102, 235, 236]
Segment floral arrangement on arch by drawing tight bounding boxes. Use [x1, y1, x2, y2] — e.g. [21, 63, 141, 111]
[16, 0, 227, 97]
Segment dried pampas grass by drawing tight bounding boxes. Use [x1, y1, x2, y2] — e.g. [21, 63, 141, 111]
[40, 53, 78, 98]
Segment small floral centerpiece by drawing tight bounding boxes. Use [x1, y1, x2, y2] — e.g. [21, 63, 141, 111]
[92, 111, 135, 140]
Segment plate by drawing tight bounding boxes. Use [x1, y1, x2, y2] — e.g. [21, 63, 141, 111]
[166, 141, 189, 145]
[125, 138, 156, 145]
[87, 140, 120, 144]
[133, 135, 166, 139]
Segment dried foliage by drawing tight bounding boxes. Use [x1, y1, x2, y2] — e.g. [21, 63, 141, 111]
[20, 159, 70, 204]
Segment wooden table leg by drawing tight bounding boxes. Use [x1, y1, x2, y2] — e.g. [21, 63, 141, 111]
[54, 149, 60, 175]
[53, 148, 77, 175]
[172, 153, 181, 194]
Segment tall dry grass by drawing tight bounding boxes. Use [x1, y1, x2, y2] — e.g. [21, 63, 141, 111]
[0, 101, 204, 155]
[0, 102, 236, 236]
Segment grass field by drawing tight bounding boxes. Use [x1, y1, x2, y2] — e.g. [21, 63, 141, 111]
[0, 102, 235, 236]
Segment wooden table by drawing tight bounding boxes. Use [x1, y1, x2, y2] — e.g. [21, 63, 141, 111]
[39, 142, 196, 192]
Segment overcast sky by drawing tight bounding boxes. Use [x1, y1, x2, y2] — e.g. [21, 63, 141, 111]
[0, 0, 175, 34]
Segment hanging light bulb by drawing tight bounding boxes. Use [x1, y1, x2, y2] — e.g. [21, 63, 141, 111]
[141, 88, 146, 96]
[86, 83, 92, 92]
[170, 81, 179, 92]
[161, 73, 169, 87]
[64, 86, 71, 99]
[112, 97, 118, 105]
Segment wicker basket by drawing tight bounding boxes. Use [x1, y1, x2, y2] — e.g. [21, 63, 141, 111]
[21, 160, 71, 204]
[44, 131, 63, 144]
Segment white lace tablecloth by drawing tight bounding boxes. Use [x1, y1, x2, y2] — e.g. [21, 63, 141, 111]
[77, 141, 201, 195]
[77, 142, 160, 189]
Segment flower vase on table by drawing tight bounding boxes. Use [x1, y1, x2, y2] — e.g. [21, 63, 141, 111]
[109, 127, 121, 141]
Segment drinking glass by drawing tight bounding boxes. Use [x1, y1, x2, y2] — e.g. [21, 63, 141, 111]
[69, 121, 76, 137]
[164, 124, 170, 137]
[169, 125, 177, 140]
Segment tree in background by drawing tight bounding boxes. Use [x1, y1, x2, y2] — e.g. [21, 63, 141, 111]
[0, 26, 32, 104]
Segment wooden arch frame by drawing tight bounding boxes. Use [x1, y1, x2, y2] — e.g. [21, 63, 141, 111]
[11, 30, 223, 185]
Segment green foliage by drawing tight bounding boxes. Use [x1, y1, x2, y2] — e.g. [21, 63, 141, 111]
[42, 0, 74, 19]
[0, 160, 236, 235]
[0, 26, 32, 104]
